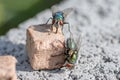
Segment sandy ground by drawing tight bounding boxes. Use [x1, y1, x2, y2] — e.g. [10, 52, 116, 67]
[0, 0, 120, 80]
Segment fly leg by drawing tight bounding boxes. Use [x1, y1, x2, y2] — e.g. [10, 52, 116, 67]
[63, 22, 73, 37]
[48, 25, 53, 35]
[46, 17, 53, 35]
[45, 17, 53, 24]
[55, 21, 59, 34]
[55, 27, 58, 34]
[61, 25, 64, 35]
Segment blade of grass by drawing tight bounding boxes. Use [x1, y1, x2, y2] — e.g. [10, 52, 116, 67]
[0, 0, 62, 35]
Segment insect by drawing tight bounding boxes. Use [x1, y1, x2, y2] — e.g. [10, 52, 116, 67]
[64, 34, 82, 69]
[46, 6, 73, 34]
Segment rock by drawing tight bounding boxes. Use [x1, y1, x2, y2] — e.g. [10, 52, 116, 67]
[26, 24, 65, 70]
[0, 55, 17, 80]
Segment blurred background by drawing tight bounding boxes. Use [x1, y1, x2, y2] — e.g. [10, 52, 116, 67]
[0, 0, 62, 35]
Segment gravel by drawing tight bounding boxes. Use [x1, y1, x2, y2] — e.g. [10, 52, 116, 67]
[1, 0, 120, 80]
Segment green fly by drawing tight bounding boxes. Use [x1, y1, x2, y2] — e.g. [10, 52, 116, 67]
[64, 34, 82, 69]
[46, 6, 73, 34]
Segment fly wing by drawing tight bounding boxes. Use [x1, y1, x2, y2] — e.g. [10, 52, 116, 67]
[76, 34, 82, 52]
[62, 8, 73, 18]
[51, 5, 58, 16]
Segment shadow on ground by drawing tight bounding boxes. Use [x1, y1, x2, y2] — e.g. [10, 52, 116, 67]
[0, 39, 33, 72]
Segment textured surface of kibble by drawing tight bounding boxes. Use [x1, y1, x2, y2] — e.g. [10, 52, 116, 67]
[0, 0, 120, 80]
[26, 25, 65, 70]
[0, 56, 17, 80]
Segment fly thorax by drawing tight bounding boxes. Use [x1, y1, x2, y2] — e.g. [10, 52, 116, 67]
[54, 12, 64, 21]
